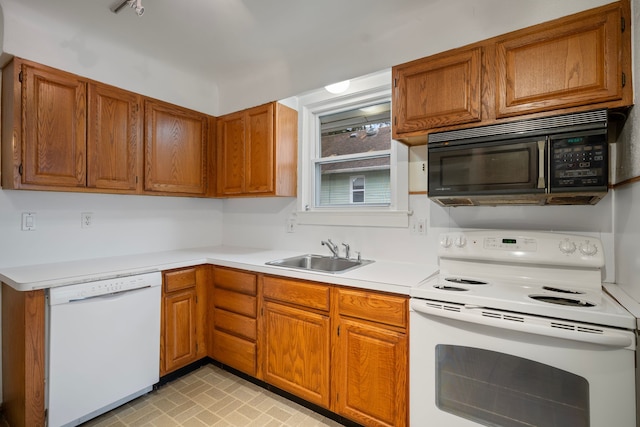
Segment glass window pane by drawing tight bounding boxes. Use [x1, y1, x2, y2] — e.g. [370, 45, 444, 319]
[319, 102, 391, 157]
[316, 157, 390, 207]
[436, 345, 589, 427]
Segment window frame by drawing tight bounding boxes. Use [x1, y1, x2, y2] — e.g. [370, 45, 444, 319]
[350, 175, 365, 204]
[295, 69, 409, 228]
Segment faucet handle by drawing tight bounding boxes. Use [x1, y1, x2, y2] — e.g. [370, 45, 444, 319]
[341, 243, 350, 259]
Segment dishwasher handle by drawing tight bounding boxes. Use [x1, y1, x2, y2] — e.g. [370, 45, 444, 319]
[68, 285, 152, 303]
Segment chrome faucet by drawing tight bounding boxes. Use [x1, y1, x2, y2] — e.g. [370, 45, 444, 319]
[321, 239, 340, 258]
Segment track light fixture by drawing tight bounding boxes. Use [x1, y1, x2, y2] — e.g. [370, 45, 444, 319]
[111, 0, 144, 17]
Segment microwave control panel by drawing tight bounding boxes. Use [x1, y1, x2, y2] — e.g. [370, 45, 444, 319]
[549, 130, 607, 190]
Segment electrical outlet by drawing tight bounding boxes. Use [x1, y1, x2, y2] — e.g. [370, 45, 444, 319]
[21, 212, 36, 231]
[418, 218, 426, 235]
[286, 218, 296, 233]
[81, 212, 94, 228]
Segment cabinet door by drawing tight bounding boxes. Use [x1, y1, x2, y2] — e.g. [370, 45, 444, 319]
[22, 63, 87, 187]
[334, 318, 408, 427]
[245, 103, 274, 194]
[162, 289, 197, 374]
[87, 83, 142, 191]
[392, 46, 482, 136]
[262, 301, 331, 408]
[145, 100, 208, 195]
[495, 5, 623, 118]
[216, 111, 246, 195]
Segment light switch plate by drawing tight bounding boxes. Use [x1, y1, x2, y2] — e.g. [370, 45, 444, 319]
[21, 212, 36, 231]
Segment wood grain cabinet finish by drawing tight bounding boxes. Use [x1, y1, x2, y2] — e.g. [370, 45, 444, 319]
[88, 82, 142, 191]
[210, 267, 259, 376]
[392, 46, 483, 137]
[262, 276, 331, 408]
[495, 1, 629, 118]
[1, 58, 87, 190]
[216, 102, 297, 197]
[161, 266, 207, 376]
[333, 289, 409, 427]
[1, 285, 46, 427]
[1, 57, 210, 197]
[391, 0, 632, 143]
[145, 99, 209, 196]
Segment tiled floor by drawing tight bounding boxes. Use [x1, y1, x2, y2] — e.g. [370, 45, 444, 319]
[81, 365, 345, 427]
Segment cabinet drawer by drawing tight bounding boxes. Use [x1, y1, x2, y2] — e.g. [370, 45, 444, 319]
[263, 276, 330, 311]
[164, 268, 196, 292]
[211, 330, 257, 376]
[338, 288, 408, 329]
[214, 267, 257, 295]
[213, 288, 257, 318]
[214, 309, 257, 341]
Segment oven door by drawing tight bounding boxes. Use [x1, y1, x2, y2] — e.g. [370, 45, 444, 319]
[410, 299, 636, 427]
[428, 137, 546, 196]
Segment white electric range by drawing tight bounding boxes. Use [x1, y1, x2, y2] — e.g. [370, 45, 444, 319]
[410, 230, 636, 427]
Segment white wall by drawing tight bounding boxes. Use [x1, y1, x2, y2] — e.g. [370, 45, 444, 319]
[613, 0, 640, 302]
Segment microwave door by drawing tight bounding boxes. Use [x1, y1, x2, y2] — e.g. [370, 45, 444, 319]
[428, 138, 546, 196]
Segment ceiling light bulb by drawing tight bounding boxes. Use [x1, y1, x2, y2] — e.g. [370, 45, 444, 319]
[325, 80, 350, 94]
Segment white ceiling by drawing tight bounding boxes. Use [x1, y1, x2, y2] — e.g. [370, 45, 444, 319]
[0, 0, 612, 115]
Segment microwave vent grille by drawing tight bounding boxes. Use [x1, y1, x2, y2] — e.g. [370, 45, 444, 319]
[428, 109, 608, 144]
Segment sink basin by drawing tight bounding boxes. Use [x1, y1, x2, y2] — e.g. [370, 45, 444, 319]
[266, 254, 373, 274]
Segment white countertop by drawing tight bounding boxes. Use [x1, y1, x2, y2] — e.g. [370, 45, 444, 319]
[0, 245, 438, 295]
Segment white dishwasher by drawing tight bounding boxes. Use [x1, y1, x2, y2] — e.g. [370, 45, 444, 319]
[47, 271, 162, 427]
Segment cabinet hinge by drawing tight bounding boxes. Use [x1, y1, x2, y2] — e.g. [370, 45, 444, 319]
[18, 163, 23, 176]
[621, 16, 626, 33]
[18, 70, 23, 83]
[622, 72, 626, 88]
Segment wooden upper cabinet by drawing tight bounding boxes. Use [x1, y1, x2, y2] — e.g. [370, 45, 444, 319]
[495, 1, 627, 118]
[1, 59, 87, 189]
[145, 99, 208, 195]
[391, 0, 632, 143]
[216, 110, 245, 195]
[392, 46, 483, 137]
[87, 82, 142, 191]
[216, 102, 297, 197]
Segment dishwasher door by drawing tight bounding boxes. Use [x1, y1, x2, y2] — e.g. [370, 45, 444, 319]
[48, 274, 161, 427]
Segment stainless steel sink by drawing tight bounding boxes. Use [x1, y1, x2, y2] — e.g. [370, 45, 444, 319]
[266, 254, 373, 274]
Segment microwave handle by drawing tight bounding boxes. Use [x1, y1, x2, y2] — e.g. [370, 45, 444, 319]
[537, 140, 546, 189]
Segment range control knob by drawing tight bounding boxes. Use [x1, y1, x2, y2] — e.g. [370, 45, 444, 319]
[559, 240, 576, 254]
[440, 235, 452, 248]
[579, 241, 598, 256]
[454, 235, 467, 248]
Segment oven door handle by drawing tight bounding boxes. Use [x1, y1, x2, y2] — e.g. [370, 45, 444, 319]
[537, 140, 546, 189]
[411, 300, 634, 349]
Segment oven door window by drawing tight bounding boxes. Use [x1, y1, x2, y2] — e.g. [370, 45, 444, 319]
[436, 345, 589, 426]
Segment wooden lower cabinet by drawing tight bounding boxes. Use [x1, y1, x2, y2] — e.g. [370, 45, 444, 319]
[161, 266, 207, 375]
[210, 267, 259, 376]
[261, 276, 331, 408]
[333, 288, 409, 427]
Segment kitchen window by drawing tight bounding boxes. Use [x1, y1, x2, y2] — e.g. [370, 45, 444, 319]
[296, 70, 409, 227]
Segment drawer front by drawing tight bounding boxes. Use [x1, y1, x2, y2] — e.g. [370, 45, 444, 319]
[214, 309, 257, 341]
[214, 267, 257, 295]
[213, 288, 257, 318]
[263, 276, 330, 311]
[211, 330, 257, 376]
[164, 267, 197, 293]
[338, 288, 408, 329]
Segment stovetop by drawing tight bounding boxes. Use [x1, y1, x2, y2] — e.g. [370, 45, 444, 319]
[411, 230, 635, 330]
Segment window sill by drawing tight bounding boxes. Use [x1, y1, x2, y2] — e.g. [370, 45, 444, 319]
[295, 209, 410, 228]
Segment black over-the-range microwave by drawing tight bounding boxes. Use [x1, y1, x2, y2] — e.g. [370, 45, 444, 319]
[427, 109, 609, 206]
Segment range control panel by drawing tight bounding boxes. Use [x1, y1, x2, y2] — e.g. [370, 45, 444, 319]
[438, 231, 604, 268]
